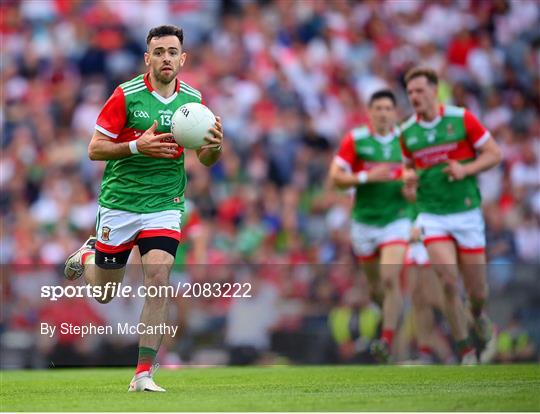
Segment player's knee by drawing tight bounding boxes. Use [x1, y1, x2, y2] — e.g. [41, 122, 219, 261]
[442, 280, 458, 298]
[145, 268, 169, 287]
[380, 273, 398, 291]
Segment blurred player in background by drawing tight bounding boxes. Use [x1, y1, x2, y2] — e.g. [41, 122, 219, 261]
[401, 67, 501, 364]
[404, 187, 456, 364]
[63, 25, 223, 391]
[329, 90, 410, 363]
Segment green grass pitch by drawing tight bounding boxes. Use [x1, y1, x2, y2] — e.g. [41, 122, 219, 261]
[1, 365, 539, 411]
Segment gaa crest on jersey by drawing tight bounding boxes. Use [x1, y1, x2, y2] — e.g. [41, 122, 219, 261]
[446, 123, 455, 137]
[425, 130, 436, 143]
[101, 226, 111, 241]
[134, 110, 150, 118]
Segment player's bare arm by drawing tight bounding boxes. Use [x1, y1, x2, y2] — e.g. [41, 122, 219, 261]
[443, 137, 502, 180]
[197, 116, 223, 166]
[88, 121, 178, 160]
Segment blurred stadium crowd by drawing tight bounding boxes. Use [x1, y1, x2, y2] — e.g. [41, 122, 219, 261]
[1, 0, 539, 367]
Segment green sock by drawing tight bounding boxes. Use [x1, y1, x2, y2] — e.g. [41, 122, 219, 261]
[456, 338, 472, 356]
[136, 347, 157, 373]
[470, 297, 484, 319]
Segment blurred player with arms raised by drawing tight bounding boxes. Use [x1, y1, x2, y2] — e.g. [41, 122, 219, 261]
[400, 67, 501, 364]
[64, 25, 223, 391]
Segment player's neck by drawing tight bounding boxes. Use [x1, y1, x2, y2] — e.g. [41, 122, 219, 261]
[373, 126, 391, 137]
[149, 73, 176, 98]
[418, 103, 440, 122]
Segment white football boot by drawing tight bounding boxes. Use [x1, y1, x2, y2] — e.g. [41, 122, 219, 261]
[128, 364, 166, 392]
[64, 236, 96, 280]
[461, 348, 478, 365]
[480, 326, 498, 364]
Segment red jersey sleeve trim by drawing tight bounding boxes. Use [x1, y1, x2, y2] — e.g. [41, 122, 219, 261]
[95, 125, 118, 139]
[95, 87, 127, 139]
[464, 109, 490, 148]
[473, 131, 491, 149]
[334, 155, 352, 172]
[335, 132, 357, 170]
[399, 134, 413, 161]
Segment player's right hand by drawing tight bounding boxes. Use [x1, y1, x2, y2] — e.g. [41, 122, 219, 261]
[367, 164, 394, 182]
[135, 120, 179, 158]
[402, 167, 418, 187]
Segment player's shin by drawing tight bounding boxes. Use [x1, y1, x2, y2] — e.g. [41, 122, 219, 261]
[459, 252, 489, 320]
[379, 246, 407, 349]
[380, 272, 402, 349]
[410, 266, 435, 362]
[137, 254, 174, 375]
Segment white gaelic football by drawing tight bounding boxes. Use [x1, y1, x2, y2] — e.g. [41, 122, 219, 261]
[171, 103, 216, 149]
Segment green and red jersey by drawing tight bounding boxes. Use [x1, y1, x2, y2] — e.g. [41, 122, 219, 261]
[400, 105, 491, 215]
[335, 125, 408, 226]
[95, 73, 203, 213]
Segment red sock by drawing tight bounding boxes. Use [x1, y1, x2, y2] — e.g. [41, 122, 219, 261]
[381, 329, 394, 348]
[418, 345, 433, 356]
[459, 346, 475, 358]
[82, 251, 94, 265]
[136, 347, 157, 374]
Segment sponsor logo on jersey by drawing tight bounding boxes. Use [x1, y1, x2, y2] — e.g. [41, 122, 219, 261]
[101, 226, 111, 241]
[414, 142, 458, 168]
[134, 110, 150, 118]
[159, 109, 173, 115]
[104, 257, 117, 263]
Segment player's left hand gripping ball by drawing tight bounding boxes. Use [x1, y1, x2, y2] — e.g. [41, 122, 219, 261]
[201, 116, 223, 151]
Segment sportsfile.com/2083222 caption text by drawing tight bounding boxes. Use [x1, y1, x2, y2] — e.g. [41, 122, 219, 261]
[41, 282, 252, 302]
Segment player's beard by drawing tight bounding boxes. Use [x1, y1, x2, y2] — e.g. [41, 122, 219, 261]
[154, 66, 177, 85]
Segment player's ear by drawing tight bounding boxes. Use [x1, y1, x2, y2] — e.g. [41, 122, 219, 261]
[144, 51, 150, 67]
[180, 52, 187, 67]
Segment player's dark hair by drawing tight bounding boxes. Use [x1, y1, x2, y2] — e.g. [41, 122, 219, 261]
[146, 25, 184, 47]
[404, 67, 439, 86]
[369, 89, 396, 107]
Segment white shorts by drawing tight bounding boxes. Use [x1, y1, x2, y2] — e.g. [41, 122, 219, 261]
[96, 206, 182, 254]
[416, 208, 485, 253]
[350, 218, 411, 259]
[406, 242, 430, 266]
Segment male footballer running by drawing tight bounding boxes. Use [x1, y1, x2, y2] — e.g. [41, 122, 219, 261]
[329, 90, 410, 362]
[64, 25, 223, 391]
[400, 67, 501, 364]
